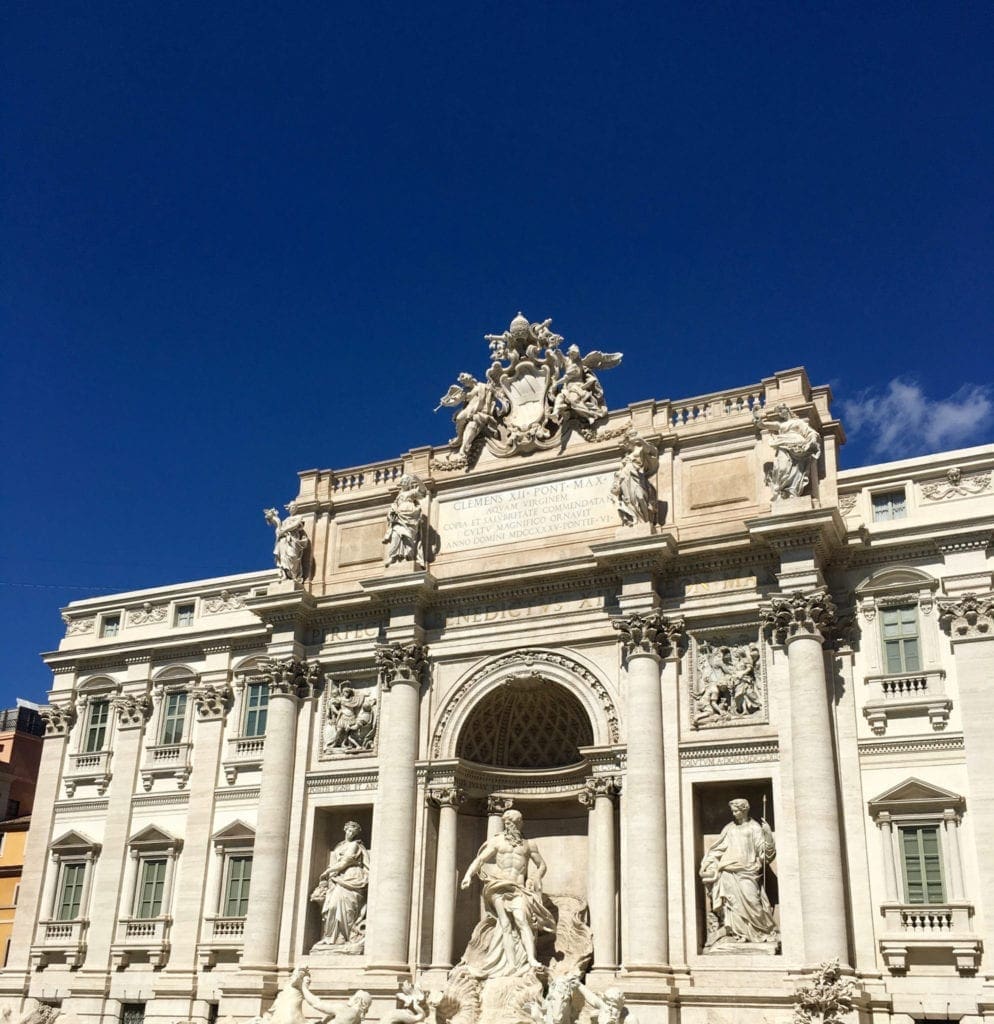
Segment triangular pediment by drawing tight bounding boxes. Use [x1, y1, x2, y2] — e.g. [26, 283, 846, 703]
[50, 829, 98, 852]
[211, 819, 255, 845]
[128, 824, 180, 849]
[868, 777, 964, 815]
[856, 566, 938, 595]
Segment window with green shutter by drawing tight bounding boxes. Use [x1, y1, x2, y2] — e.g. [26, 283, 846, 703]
[56, 862, 86, 920]
[224, 855, 252, 917]
[243, 684, 269, 737]
[160, 691, 187, 745]
[901, 825, 944, 904]
[84, 700, 110, 753]
[135, 859, 167, 919]
[881, 605, 921, 673]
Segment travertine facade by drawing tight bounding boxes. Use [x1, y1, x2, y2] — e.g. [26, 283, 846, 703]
[1, 325, 992, 1024]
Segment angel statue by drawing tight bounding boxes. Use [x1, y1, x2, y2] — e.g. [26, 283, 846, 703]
[611, 430, 658, 526]
[436, 373, 498, 458]
[550, 345, 622, 427]
[264, 505, 309, 583]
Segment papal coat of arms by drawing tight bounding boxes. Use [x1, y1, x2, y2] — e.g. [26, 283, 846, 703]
[433, 313, 623, 469]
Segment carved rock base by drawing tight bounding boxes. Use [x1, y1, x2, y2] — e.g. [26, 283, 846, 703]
[478, 974, 543, 1024]
[704, 938, 779, 956]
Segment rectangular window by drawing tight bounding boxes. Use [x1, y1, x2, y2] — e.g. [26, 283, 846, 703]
[223, 855, 252, 917]
[175, 604, 195, 627]
[243, 684, 269, 738]
[84, 700, 110, 753]
[56, 862, 86, 920]
[101, 615, 121, 638]
[901, 825, 944, 904]
[121, 1003, 146, 1024]
[872, 489, 907, 522]
[135, 859, 167, 919]
[882, 606, 921, 673]
[160, 692, 187, 745]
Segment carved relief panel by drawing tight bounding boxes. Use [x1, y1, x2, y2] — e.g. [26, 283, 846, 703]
[687, 629, 768, 730]
[319, 675, 379, 759]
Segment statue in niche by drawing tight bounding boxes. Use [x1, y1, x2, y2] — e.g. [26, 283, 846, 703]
[324, 681, 377, 754]
[699, 798, 778, 951]
[691, 641, 762, 727]
[264, 504, 309, 583]
[754, 404, 821, 501]
[459, 808, 554, 975]
[310, 821, 370, 953]
[437, 373, 499, 459]
[383, 474, 428, 568]
[610, 431, 658, 526]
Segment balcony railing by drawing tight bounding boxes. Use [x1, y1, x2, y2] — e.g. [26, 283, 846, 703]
[141, 743, 193, 791]
[111, 916, 171, 968]
[863, 670, 950, 735]
[197, 916, 246, 969]
[31, 918, 88, 969]
[879, 901, 979, 973]
[223, 736, 265, 784]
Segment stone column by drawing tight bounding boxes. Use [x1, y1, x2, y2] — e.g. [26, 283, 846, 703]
[163, 668, 232, 973]
[877, 812, 898, 902]
[943, 810, 965, 901]
[580, 776, 620, 971]
[613, 612, 684, 971]
[762, 591, 849, 965]
[427, 785, 465, 970]
[365, 643, 427, 970]
[241, 657, 320, 968]
[938, 594, 994, 931]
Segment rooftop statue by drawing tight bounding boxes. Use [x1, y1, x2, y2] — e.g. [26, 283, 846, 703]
[434, 314, 622, 469]
[264, 504, 309, 583]
[383, 474, 428, 569]
[754, 404, 820, 501]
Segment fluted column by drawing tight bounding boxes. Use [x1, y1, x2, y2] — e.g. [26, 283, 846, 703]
[613, 612, 684, 971]
[762, 590, 848, 965]
[366, 643, 427, 969]
[580, 776, 620, 971]
[428, 785, 465, 969]
[241, 657, 320, 967]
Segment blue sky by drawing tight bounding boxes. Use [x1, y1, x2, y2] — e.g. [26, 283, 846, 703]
[2, 2, 992, 705]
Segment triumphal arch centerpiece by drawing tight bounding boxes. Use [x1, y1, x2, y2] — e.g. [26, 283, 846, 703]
[4, 314, 994, 1024]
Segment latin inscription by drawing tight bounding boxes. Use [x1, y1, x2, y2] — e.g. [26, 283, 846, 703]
[439, 472, 617, 552]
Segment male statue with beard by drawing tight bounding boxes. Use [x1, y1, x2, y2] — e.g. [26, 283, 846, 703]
[460, 809, 554, 976]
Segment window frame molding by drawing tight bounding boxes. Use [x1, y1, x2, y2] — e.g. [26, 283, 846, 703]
[142, 670, 197, 791]
[198, 820, 254, 969]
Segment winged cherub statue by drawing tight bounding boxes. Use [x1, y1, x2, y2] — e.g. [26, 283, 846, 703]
[436, 373, 498, 458]
[550, 344, 623, 426]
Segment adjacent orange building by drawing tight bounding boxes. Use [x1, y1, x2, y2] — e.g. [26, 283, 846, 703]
[0, 704, 44, 966]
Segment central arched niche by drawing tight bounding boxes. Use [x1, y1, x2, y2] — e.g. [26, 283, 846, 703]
[456, 676, 594, 769]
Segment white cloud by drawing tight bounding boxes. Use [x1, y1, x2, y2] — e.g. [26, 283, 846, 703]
[841, 378, 994, 460]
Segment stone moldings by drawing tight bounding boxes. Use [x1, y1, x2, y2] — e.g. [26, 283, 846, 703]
[111, 692, 152, 728]
[431, 649, 619, 758]
[246, 656, 324, 696]
[920, 467, 992, 502]
[39, 703, 77, 737]
[433, 313, 623, 470]
[690, 635, 765, 728]
[126, 602, 167, 626]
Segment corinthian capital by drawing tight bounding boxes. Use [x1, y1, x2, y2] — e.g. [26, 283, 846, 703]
[579, 775, 621, 808]
[612, 611, 687, 660]
[427, 785, 465, 809]
[761, 590, 838, 645]
[191, 681, 233, 720]
[39, 703, 77, 737]
[375, 642, 428, 690]
[937, 592, 994, 639]
[253, 657, 324, 697]
[111, 693, 153, 729]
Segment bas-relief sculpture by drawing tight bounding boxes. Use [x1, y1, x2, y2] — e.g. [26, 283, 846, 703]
[792, 960, 854, 1024]
[323, 681, 377, 755]
[699, 799, 778, 952]
[434, 314, 623, 469]
[610, 432, 657, 527]
[436, 810, 594, 1024]
[754, 404, 820, 501]
[384, 474, 428, 569]
[691, 640, 762, 727]
[264, 504, 310, 583]
[309, 822, 370, 953]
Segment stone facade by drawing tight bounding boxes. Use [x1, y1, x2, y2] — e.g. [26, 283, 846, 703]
[1, 340, 993, 1024]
